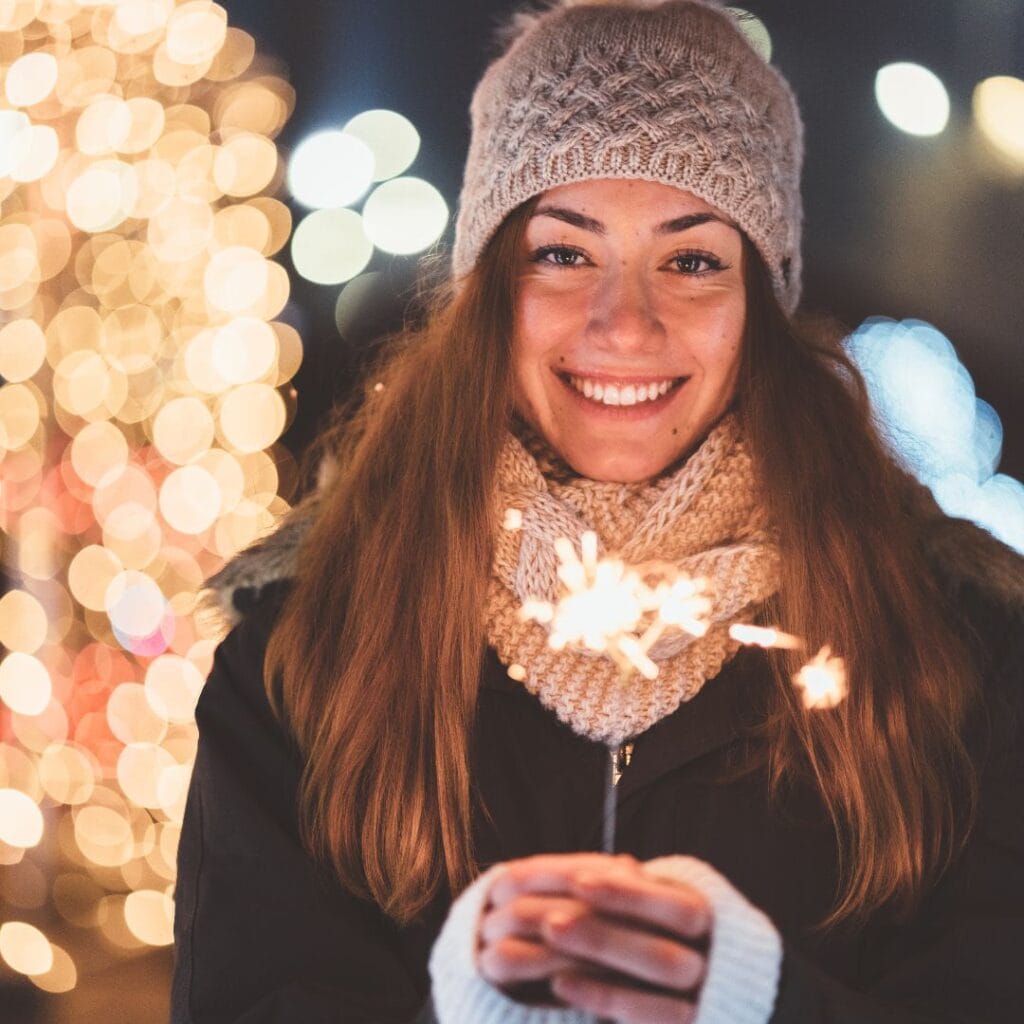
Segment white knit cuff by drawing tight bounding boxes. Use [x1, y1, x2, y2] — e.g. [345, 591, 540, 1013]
[428, 864, 593, 1024]
[643, 855, 783, 1024]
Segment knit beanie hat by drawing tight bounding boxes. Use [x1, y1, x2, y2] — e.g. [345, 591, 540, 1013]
[452, 0, 805, 313]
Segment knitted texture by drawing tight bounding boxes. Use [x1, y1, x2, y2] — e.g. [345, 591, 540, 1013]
[644, 856, 783, 1024]
[453, 0, 805, 311]
[428, 856, 782, 1024]
[429, 864, 594, 1024]
[487, 415, 779, 746]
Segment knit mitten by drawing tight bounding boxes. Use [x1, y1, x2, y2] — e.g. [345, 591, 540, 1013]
[643, 855, 782, 1024]
[428, 864, 592, 1024]
[428, 856, 782, 1024]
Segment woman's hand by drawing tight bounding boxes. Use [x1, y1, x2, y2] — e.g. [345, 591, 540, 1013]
[477, 852, 712, 1024]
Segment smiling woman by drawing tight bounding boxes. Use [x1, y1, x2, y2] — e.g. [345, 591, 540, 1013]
[514, 180, 746, 482]
[172, 3, 1024, 1024]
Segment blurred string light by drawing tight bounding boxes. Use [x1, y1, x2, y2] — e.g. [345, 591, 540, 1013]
[288, 107, 449, 290]
[875, 62, 950, 137]
[846, 318, 1024, 553]
[973, 76, 1024, 168]
[0, 0, 301, 997]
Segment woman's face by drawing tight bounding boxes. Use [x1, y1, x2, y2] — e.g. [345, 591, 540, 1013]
[512, 179, 747, 482]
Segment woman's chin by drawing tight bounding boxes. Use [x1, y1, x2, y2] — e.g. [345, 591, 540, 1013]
[558, 444, 680, 483]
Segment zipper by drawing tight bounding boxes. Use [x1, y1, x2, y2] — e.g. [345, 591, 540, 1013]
[610, 740, 634, 787]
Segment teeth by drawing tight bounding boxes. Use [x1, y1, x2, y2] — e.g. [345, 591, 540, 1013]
[568, 375, 677, 406]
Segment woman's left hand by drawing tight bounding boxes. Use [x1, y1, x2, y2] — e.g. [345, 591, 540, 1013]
[480, 852, 712, 1023]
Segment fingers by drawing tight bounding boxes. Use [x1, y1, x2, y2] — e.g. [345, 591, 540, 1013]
[477, 935, 579, 987]
[552, 970, 697, 1024]
[487, 852, 638, 907]
[480, 894, 589, 945]
[569, 866, 712, 940]
[542, 908, 707, 991]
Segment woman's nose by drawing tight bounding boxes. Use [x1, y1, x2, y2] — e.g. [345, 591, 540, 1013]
[585, 269, 665, 353]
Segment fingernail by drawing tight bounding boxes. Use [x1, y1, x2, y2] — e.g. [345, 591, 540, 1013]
[545, 910, 575, 932]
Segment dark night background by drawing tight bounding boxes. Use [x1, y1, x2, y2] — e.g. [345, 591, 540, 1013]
[226, 0, 1023, 480]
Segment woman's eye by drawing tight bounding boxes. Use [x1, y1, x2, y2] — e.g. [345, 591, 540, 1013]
[671, 252, 724, 275]
[531, 245, 588, 267]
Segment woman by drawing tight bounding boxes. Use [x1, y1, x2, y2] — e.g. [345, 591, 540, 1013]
[172, 2, 1024, 1022]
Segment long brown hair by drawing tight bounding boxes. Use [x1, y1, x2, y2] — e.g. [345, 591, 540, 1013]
[737, 248, 979, 928]
[265, 206, 979, 928]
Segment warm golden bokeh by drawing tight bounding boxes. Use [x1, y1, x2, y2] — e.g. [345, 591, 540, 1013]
[0, 0, 301, 997]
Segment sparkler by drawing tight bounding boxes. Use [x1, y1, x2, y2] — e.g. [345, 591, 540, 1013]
[510, 522, 849, 853]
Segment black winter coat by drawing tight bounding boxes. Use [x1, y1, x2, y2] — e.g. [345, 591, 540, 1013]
[172, 563, 1024, 1024]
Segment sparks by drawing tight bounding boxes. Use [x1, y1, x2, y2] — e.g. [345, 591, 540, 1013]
[794, 646, 848, 709]
[519, 531, 712, 679]
[729, 623, 804, 650]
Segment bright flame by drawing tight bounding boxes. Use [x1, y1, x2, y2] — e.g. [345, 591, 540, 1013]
[729, 623, 803, 650]
[794, 646, 848, 710]
[519, 531, 712, 678]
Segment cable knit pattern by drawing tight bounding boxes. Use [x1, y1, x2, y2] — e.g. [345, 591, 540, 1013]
[429, 857, 782, 1024]
[453, 0, 805, 311]
[486, 415, 779, 746]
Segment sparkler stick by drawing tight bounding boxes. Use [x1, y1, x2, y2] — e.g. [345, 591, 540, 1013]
[510, 520, 850, 852]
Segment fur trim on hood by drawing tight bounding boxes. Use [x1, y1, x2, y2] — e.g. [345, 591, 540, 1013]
[200, 489, 1024, 632]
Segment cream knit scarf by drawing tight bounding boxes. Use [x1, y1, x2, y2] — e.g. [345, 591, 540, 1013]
[485, 415, 780, 747]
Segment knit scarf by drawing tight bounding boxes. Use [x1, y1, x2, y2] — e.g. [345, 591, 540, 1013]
[485, 415, 780, 746]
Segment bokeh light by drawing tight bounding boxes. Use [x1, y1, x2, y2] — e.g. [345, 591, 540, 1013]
[875, 62, 950, 137]
[973, 76, 1024, 167]
[343, 108, 420, 182]
[0, 319, 46, 381]
[287, 129, 374, 209]
[291, 207, 373, 285]
[0, 589, 48, 652]
[0, 789, 45, 848]
[846, 317, 1024, 552]
[362, 176, 449, 255]
[0, 651, 53, 715]
[0, 2, 302, 1003]
[0, 920, 53, 976]
[29, 942, 78, 994]
[5, 52, 58, 107]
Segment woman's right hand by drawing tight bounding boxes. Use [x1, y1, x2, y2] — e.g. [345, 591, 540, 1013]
[476, 852, 710, 1021]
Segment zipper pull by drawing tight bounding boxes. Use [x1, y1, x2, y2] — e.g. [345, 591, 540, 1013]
[610, 741, 634, 786]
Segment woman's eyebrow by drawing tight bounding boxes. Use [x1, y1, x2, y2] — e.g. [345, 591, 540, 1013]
[531, 206, 731, 235]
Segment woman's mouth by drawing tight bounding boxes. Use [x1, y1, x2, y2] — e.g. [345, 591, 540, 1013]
[558, 372, 686, 408]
